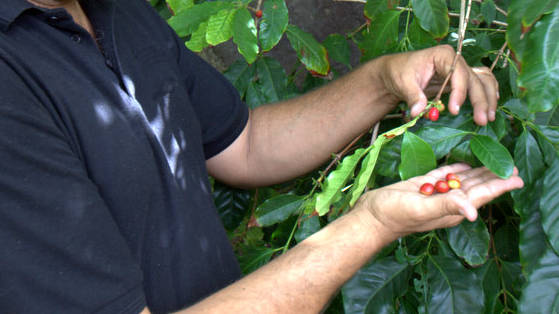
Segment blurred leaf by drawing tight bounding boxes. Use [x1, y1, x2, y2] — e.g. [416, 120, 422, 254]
[540, 157, 559, 254]
[449, 140, 479, 166]
[316, 148, 368, 216]
[286, 25, 330, 76]
[517, 5, 559, 112]
[168, 1, 233, 37]
[408, 18, 437, 50]
[490, 111, 508, 140]
[256, 57, 287, 102]
[416, 126, 470, 159]
[502, 98, 533, 120]
[342, 256, 411, 314]
[495, 224, 520, 262]
[519, 191, 548, 275]
[399, 132, 437, 180]
[477, 260, 501, 314]
[411, 0, 449, 39]
[535, 106, 559, 126]
[206, 8, 237, 45]
[481, 0, 496, 24]
[376, 137, 402, 178]
[470, 135, 514, 178]
[359, 10, 402, 61]
[294, 215, 320, 243]
[237, 245, 276, 274]
[224, 59, 256, 98]
[501, 261, 524, 299]
[167, 0, 194, 15]
[536, 131, 559, 167]
[259, 0, 289, 52]
[518, 248, 559, 313]
[425, 256, 485, 313]
[213, 182, 251, 231]
[245, 81, 267, 109]
[232, 9, 259, 64]
[185, 21, 208, 52]
[478, 125, 498, 140]
[323, 34, 351, 68]
[255, 194, 304, 227]
[515, 129, 546, 186]
[447, 219, 490, 266]
[364, 0, 399, 20]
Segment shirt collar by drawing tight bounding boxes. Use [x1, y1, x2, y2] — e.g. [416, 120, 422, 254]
[0, 0, 34, 31]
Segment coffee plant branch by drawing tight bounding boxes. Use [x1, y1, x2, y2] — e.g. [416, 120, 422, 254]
[490, 41, 509, 72]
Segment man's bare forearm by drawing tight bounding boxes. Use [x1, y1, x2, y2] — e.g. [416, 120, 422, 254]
[177, 207, 394, 313]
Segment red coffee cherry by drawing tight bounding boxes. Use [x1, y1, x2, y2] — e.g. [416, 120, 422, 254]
[445, 173, 459, 181]
[428, 107, 440, 121]
[255, 10, 263, 18]
[420, 183, 435, 195]
[447, 179, 461, 189]
[435, 180, 450, 193]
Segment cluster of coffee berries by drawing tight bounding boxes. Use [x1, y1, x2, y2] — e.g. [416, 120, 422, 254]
[419, 173, 461, 196]
[426, 101, 445, 122]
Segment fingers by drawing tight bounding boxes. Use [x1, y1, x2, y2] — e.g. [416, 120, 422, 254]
[473, 67, 499, 122]
[424, 163, 472, 180]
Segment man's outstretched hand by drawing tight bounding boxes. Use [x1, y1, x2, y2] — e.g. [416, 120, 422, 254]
[377, 45, 499, 125]
[357, 163, 524, 242]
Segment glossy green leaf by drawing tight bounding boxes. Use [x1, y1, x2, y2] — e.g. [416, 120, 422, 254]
[364, 0, 399, 20]
[316, 148, 368, 216]
[518, 248, 559, 313]
[540, 157, 559, 254]
[501, 261, 524, 299]
[411, 0, 449, 39]
[478, 260, 501, 314]
[490, 111, 508, 140]
[470, 135, 514, 178]
[540, 126, 559, 143]
[449, 140, 480, 166]
[515, 129, 546, 186]
[502, 98, 533, 120]
[238, 245, 277, 274]
[323, 34, 351, 68]
[359, 10, 402, 61]
[255, 194, 304, 227]
[425, 256, 485, 314]
[376, 137, 402, 178]
[478, 125, 498, 140]
[481, 0, 496, 24]
[206, 8, 237, 46]
[168, 1, 234, 37]
[259, 0, 289, 52]
[536, 132, 559, 167]
[232, 9, 259, 64]
[286, 25, 330, 76]
[294, 215, 320, 243]
[447, 219, 490, 266]
[506, 0, 528, 60]
[255, 57, 287, 102]
[416, 126, 470, 159]
[342, 256, 411, 314]
[408, 18, 437, 50]
[245, 81, 267, 109]
[520, 0, 558, 28]
[185, 21, 208, 52]
[519, 192, 548, 275]
[167, 0, 194, 15]
[213, 182, 251, 231]
[517, 5, 559, 112]
[536, 106, 559, 126]
[399, 132, 437, 180]
[224, 59, 256, 98]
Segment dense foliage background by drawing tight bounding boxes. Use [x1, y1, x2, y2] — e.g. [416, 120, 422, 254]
[151, 0, 559, 312]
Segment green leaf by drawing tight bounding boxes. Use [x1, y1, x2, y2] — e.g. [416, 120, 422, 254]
[323, 34, 351, 69]
[477, 260, 501, 314]
[515, 129, 546, 186]
[449, 140, 480, 166]
[316, 148, 368, 216]
[376, 137, 402, 178]
[502, 98, 533, 120]
[470, 135, 514, 178]
[495, 224, 520, 262]
[167, 0, 194, 15]
[185, 21, 209, 52]
[447, 219, 490, 266]
[399, 132, 437, 180]
[294, 215, 320, 243]
[411, 0, 449, 39]
[168, 1, 234, 37]
[223, 59, 256, 98]
[490, 111, 508, 140]
[536, 106, 559, 126]
[255, 57, 287, 102]
[519, 192, 548, 275]
[540, 157, 559, 254]
[286, 25, 330, 76]
[259, 0, 289, 52]
[416, 126, 470, 159]
[481, 0, 496, 24]
[517, 5, 559, 112]
[206, 8, 237, 46]
[518, 248, 559, 313]
[520, 0, 558, 28]
[213, 182, 251, 231]
[232, 9, 259, 64]
[408, 18, 437, 51]
[536, 131, 559, 166]
[237, 245, 277, 274]
[342, 256, 411, 314]
[425, 256, 485, 314]
[359, 10, 402, 61]
[245, 81, 267, 109]
[364, 0, 399, 20]
[255, 194, 304, 227]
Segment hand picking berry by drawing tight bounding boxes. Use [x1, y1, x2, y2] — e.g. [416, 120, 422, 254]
[428, 107, 440, 121]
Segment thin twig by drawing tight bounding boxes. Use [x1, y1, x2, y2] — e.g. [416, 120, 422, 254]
[490, 41, 509, 71]
[317, 131, 367, 183]
[472, 0, 507, 16]
[370, 122, 380, 146]
[256, 0, 263, 11]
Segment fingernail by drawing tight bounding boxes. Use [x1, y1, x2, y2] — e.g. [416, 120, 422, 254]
[411, 103, 422, 116]
[489, 110, 496, 121]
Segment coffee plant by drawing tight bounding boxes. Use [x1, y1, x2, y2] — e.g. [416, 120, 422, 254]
[151, 0, 559, 312]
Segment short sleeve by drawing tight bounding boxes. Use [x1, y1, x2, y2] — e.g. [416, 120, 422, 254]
[177, 41, 249, 159]
[0, 64, 146, 313]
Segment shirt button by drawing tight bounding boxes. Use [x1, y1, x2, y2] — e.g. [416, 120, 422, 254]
[105, 59, 114, 68]
[49, 15, 59, 21]
[70, 34, 81, 43]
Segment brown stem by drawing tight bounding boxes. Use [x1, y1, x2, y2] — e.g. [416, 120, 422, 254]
[490, 41, 509, 71]
[317, 131, 367, 183]
[488, 207, 508, 309]
[370, 122, 380, 146]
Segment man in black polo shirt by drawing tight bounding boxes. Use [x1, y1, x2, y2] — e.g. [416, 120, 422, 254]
[0, 0, 523, 313]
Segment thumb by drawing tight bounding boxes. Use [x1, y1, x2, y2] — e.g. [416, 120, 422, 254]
[406, 89, 428, 117]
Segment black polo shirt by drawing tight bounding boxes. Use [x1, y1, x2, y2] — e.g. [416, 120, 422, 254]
[0, 0, 248, 313]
